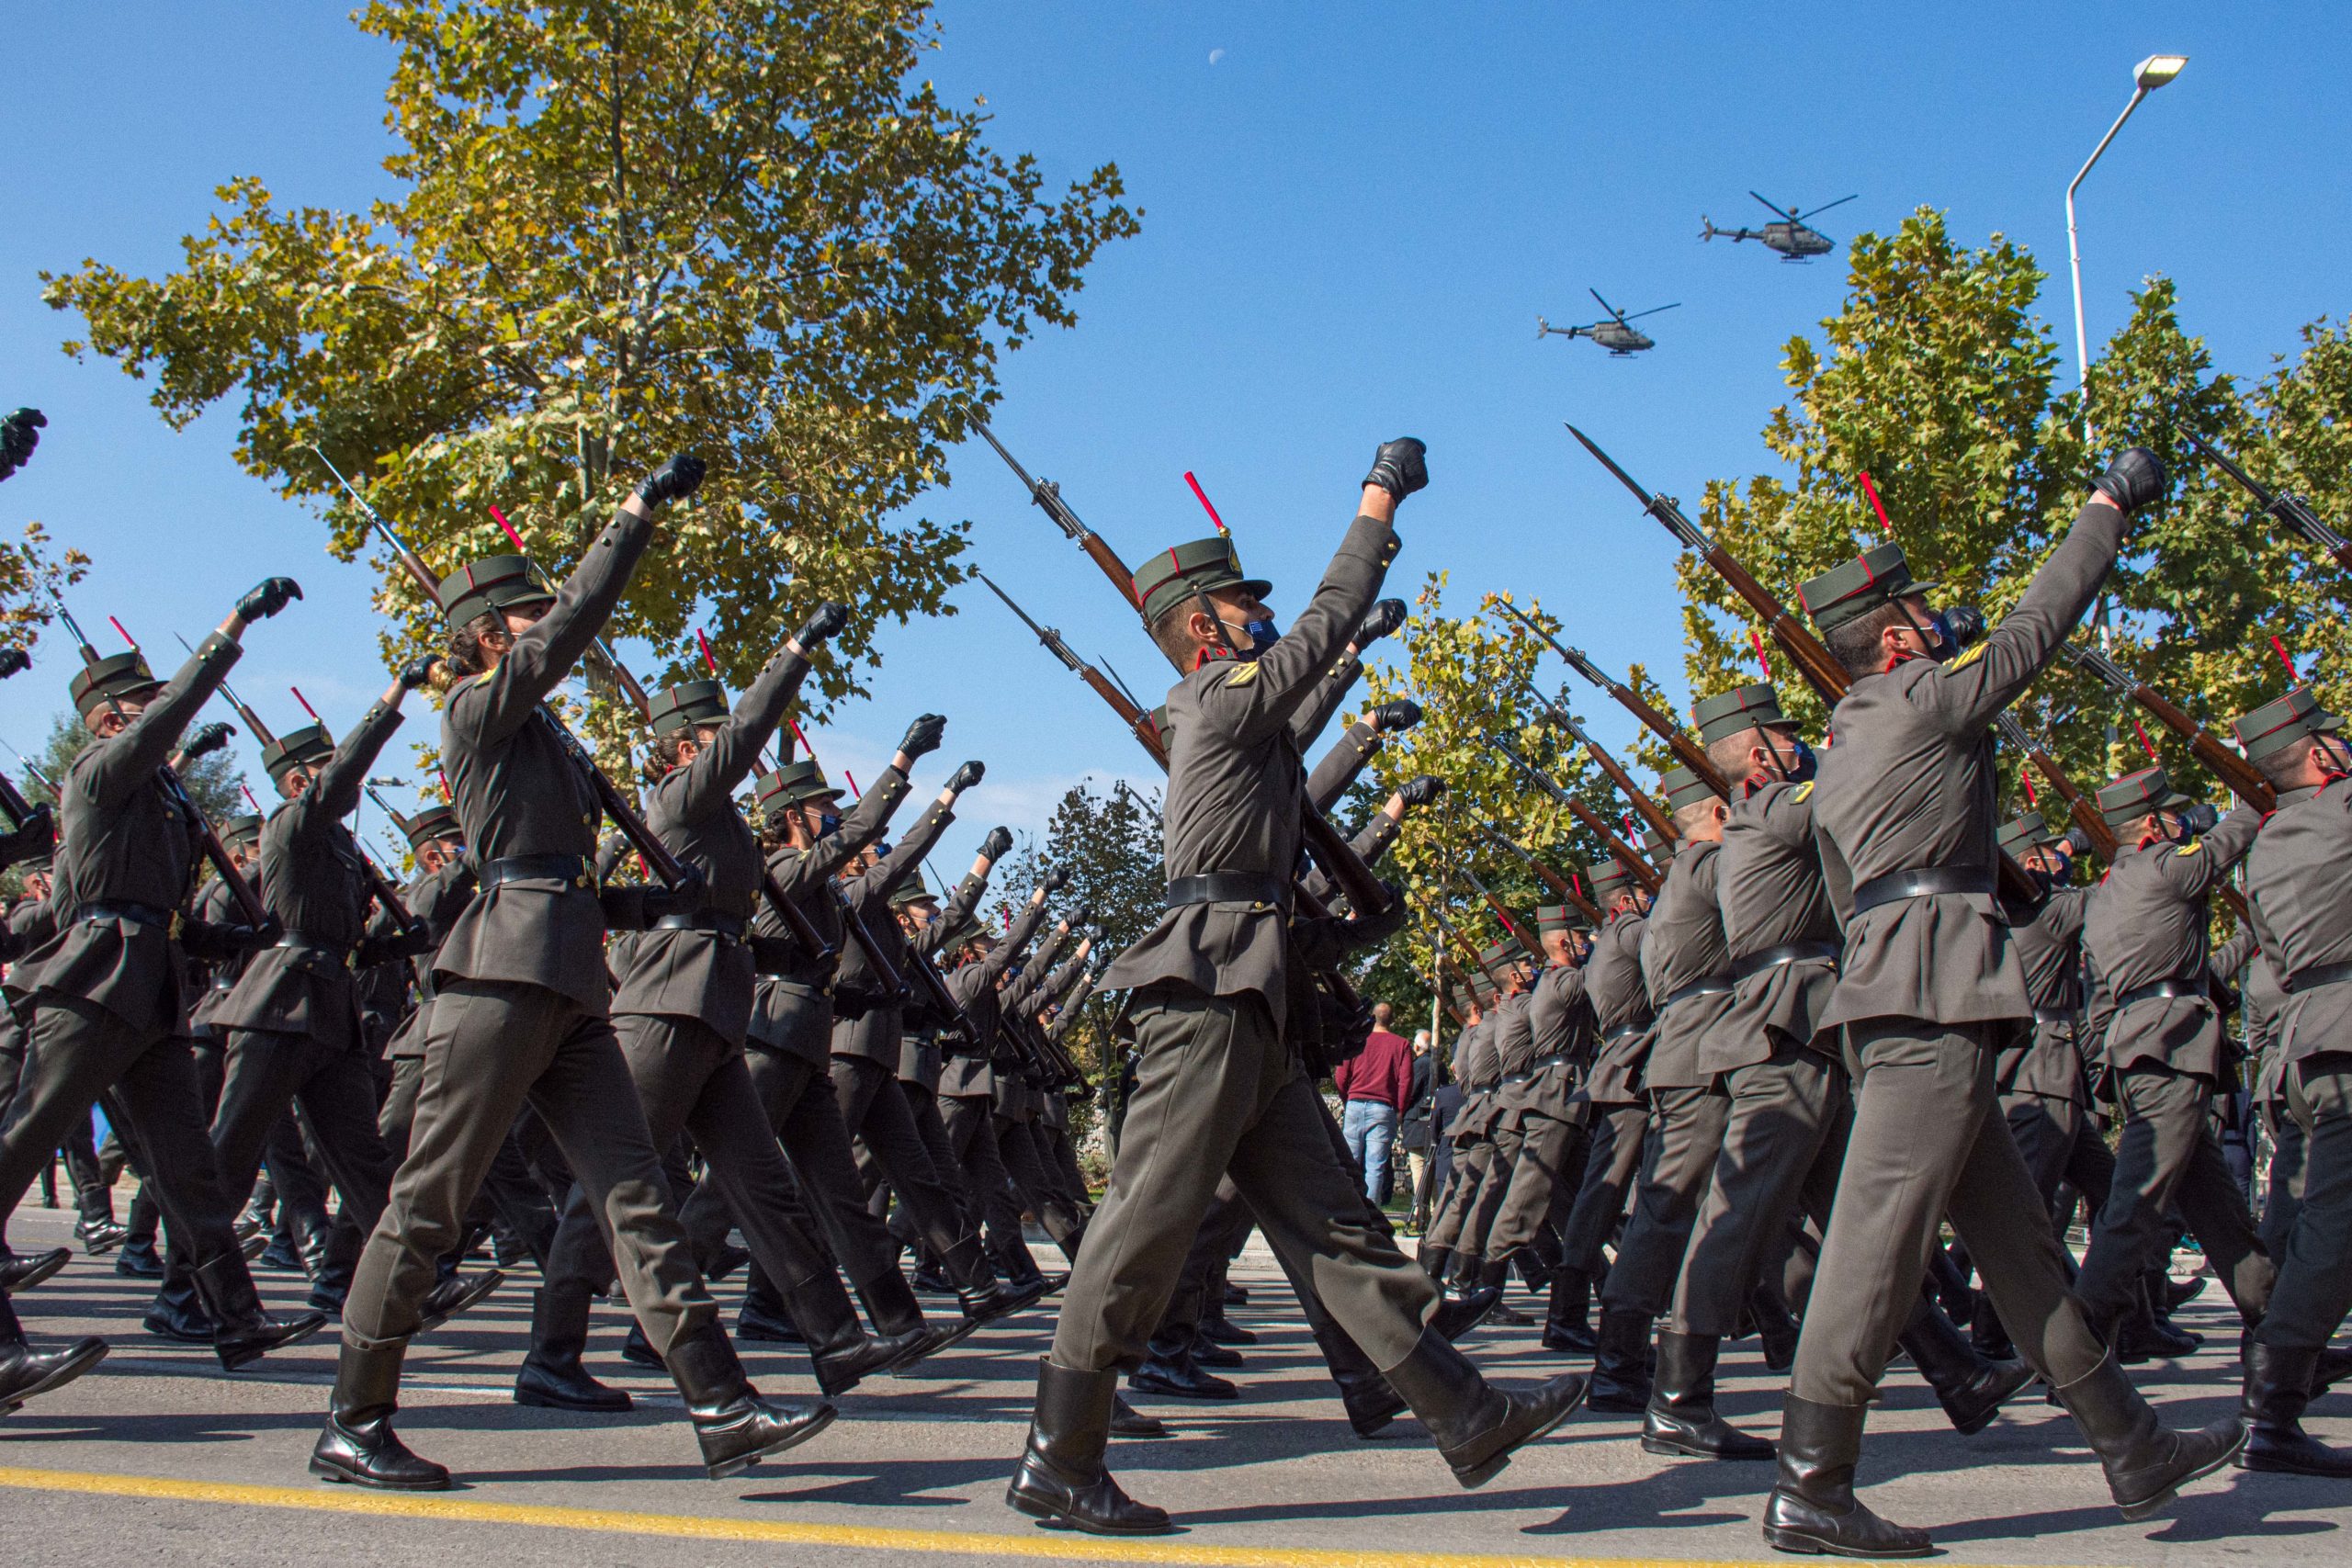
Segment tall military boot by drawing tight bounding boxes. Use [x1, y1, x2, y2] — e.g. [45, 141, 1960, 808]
[1476, 1258, 1532, 1326]
[735, 1263, 806, 1344]
[854, 1268, 980, 1371]
[116, 1188, 164, 1278]
[1642, 1330, 1775, 1460]
[2051, 1348, 2245, 1519]
[0, 1294, 106, 1416]
[1969, 1292, 2015, 1359]
[1419, 1243, 1454, 1284]
[2113, 1276, 2198, 1363]
[1761, 1395, 1931, 1557]
[1587, 1307, 1654, 1413]
[664, 1319, 837, 1479]
[310, 1340, 450, 1489]
[1897, 1295, 2035, 1436]
[141, 1269, 216, 1344]
[1380, 1325, 1588, 1488]
[417, 1266, 505, 1334]
[1431, 1280, 1501, 1341]
[192, 1252, 328, 1371]
[1128, 1320, 1236, 1401]
[0, 1247, 69, 1294]
[779, 1270, 927, 1396]
[1543, 1265, 1598, 1354]
[2238, 1342, 2352, 1477]
[943, 1234, 1044, 1324]
[514, 1283, 631, 1413]
[1305, 1310, 1407, 1438]
[1006, 1358, 1171, 1534]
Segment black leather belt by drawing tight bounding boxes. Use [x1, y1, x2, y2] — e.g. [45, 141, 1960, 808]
[79, 900, 172, 930]
[2033, 1006, 2077, 1027]
[1663, 976, 1735, 1010]
[1850, 865, 1995, 915]
[1533, 1051, 1570, 1070]
[2284, 960, 2352, 997]
[1601, 1021, 1647, 1044]
[1165, 873, 1289, 910]
[762, 975, 832, 998]
[654, 909, 747, 941]
[276, 932, 356, 964]
[1732, 940, 1839, 980]
[2118, 978, 2205, 1007]
[1501, 1070, 1534, 1086]
[480, 854, 594, 891]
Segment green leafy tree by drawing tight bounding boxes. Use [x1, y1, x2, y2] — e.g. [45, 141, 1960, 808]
[0, 524, 88, 658]
[43, 0, 1139, 761]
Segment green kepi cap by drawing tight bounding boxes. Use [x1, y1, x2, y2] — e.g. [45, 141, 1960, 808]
[220, 812, 265, 851]
[1692, 682, 1788, 746]
[396, 803, 462, 850]
[2233, 688, 2342, 762]
[1589, 857, 1640, 900]
[2098, 766, 2192, 829]
[1996, 810, 2055, 857]
[649, 679, 727, 737]
[1799, 541, 1939, 635]
[753, 759, 842, 826]
[435, 555, 556, 629]
[1534, 903, 1578, 932]
[1657, 766, 1718, 813]
[1131, 536, 1271, 627]
[70, 650, 164, 717]
[889, 875, 939, 910]
[1477, 938, 1528, 973]
[261, 724, 334, 787]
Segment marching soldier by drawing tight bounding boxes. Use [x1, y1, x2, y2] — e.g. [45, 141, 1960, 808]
[1484, 907, 1598, 1347]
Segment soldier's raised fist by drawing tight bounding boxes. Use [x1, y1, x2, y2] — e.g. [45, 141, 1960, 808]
[795, 602, 850, 648]
[2094, 446, 2166, 513]
[1373, 698, 1423, 733]
[1398, 773, 1445, 807]
[181, 721, 235, 761]
[1357, 598, 1408, 647]
[898, 713, 946, 759]
[1363, 437, 1428, 501]
[0, 646, 28, 679]
[1042, 866, 1070, 894]
[944, 759, 985, 794]
[634, 453, 707, 508]
[979, 826, 1012, 862]
[237, 577, 303, 622]
[398, 655, 441, 691]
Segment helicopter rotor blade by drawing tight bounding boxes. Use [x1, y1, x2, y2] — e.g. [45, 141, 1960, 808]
[1619, 303, 1681, 323]
[1792, 194, 1859, 223]
[1748, 190, 1799, 222]
[1588, 287, 1629, 324]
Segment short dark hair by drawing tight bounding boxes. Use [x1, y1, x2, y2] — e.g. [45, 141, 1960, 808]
[1148, 597, 1203, 671]
[1705, 727, 1761, 781]
[2253, 732, 2321, 789]
[1824, 598, 1910, 678]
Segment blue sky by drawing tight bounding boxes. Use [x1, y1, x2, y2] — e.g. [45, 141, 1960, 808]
[3, 3, 2346, 871]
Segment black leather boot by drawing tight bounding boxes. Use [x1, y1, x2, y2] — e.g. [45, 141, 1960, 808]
[785, 1272, 925, 1396]
[1305, 1310, 1407, 1438]
[2052, 1348, 2245, 1520]
[1431, 1283, 1500, 1341]
[1642, 1331, 1775, 1460]
[1476, 1258, 1532, 1326]
[0, 1247, 69, 1294]
[855, 1271, 979, 1374]
[1969, 1293, 2015, 1359]
[1760, 1394, 1930, 1557]
[0, 1297, 106, 1416]
[1199, 1308, 1257, 1346]
[142, 1276, 216, 1343]
[195, 1255, 328, 1371]
[1191, 1335, 1244, 1369]
[737, 1276, 807, 1344]
[114, 1235, 164, 1278]
[1898, 1296, 2034, 1436]
[310, 1341, 449, 1489]
[514, 1284, 631, 1413]
[75, 1218, 129, 1257]
[418, 1268, 504, 1334]
[1109, 1393, 1169, 1439]
[947, 1235, 1045, 1324]
[260, 1233, 308, 1273]
[1006, 1358, 1171, 1534]
[1381, 1325, 1587, 1488]
[620, 1320, 665, 1367]
[1419, 1244, 1454, 1283]
[2238, 1342, 2352, 1477]
[1128, 1322, 1237, 1400]
[1587, 1307, 1653, 1413]
[1543, 1266, 1598, 1354]
[666, 1320, 837, 1479]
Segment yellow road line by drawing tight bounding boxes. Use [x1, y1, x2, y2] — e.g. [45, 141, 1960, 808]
[0, 1463, 2055, 1568]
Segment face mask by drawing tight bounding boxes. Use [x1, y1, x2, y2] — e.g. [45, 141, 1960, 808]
[1224, 616, 1280, 660]
[816, 811, 841, 840]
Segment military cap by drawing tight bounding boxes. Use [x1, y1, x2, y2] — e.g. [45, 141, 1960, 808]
[261, 724, 334, 786]
[940, 917, 990, 950]
[1534, 903, 1579, 932]
[1477, 938, 1528, 972]
[2233, 687, 2342, 763]
[889, 876, 938, 909]
[1996, 810, 2055, 857]
[1470, 972, 1499, 1001]
[1799, 541, 1939, 635]
[435, 555, 555, 630]
[649, 679, 727, 737]
[1692, 682, 1789, 746]
[69, 650, 164, 718]
[220, 812, 265, 850]
[1589, 857, 1640, 898]
[398, 803, 463, 849]
[1132, 536, 1271, 627]
[753, 759, 841, 821]
[1449, 986, 1473, 1013]
[1657, 766, 1719, 813]
[2098, 766, 2192, 829]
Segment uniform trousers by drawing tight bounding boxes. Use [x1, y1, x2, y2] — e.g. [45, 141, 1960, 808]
[2072, 1062, 2276, 1330]
[1791, 1019, 2106, 1406]
[864, 1079, 974, 1245]
[1001, 1111, 1085, 1248]
[2256, 1097, 2305, 1258]
[1053, 987, 1433, 1374]
[1559, 1103, 1648, 1273]
[1419, 1134, 1493, 1256]
[741, 1046, 901, 1289]
[1453, 1120, 1527, 1265]
[1484, 1107, 1589, 1266]
[119, 1039, 227, 1252]
[1599, 1084, 1733, 1316]
[343, 979, 715, 1355]
[1671, 1039, 1847, 1337]
[831, 1053, 978, 1266]
[0, 996, 260, 1317]
[2256, 1052, 2352, 1350]
[940, 1091, 1028, 1257]
[1044, 1118, 1090, 1208]
[380, 1051, 558, 1271]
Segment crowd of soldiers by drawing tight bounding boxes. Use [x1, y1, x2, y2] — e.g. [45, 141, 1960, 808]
[0, 417, 2347, 1559]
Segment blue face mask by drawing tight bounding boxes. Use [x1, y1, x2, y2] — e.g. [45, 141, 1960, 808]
[816, 811, 841, 840]
[1781, 737, 1817, 783]
[1231, 616, 1280, 660]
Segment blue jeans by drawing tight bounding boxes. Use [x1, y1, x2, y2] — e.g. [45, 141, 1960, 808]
[1342, 1099, 1401, 1206]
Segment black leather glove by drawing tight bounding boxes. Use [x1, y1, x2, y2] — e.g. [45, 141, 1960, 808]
[1398, 773, 1445, 807]
[1067, 900, 1092, 928]
[0, 804, 56, 873]
[898, 713, 946, 760]
[2094, 446, 2165, 513]
[2178, 802, 2221, 838]
[2061, 827, 2095, 859]
[944, 760, 984, 794]
[397, 654, 440, 691]
[0, 646, 28, 680]
[1363, 437, 1429, 500]
[978, 826, 1012, 863]
[1041, 866, 1070, 894]
[795, 602, 850, 648]
[0, 408, 43, 481]
[634, 453, 706, 507]
[1372, 698, 1423, 733]
[236, 577, 303, 622]
[178, 914, 279, 964]
[180, 721, 234, 762]
[1357, 598, 1407, 647]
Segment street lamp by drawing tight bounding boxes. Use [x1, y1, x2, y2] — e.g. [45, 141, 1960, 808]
[2066, 53, 2187, 446]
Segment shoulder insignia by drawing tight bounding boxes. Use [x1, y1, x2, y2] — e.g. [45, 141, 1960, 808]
[2177, 842, 2203, 857]
[1942, 643, 1989, 672]
[1793, 781, 1815, 803]
[1223, 661, 1262, 687]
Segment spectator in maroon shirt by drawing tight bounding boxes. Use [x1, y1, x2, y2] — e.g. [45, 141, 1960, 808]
[1334, 1002, 1415, 1204]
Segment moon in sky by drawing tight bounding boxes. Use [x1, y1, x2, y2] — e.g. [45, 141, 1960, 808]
[1208, 48, 1226, 65]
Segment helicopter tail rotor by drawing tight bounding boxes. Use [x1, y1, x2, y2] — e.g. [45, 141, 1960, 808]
[1700, 217, 1717, 243]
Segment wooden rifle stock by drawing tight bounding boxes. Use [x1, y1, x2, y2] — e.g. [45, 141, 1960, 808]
[1995, 715, 2118, 861]
[1498, 741, 1661, 891]
[1521, 682, 1690, 838]
[1491, 598, 1726, 801]
[2071, 645, 2276, 810]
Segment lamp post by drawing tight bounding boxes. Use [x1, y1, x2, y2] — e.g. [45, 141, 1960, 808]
[2066, 53, 2187, 446]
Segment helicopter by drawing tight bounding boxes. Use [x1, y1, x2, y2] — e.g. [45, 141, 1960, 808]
[1700, 192, 1858, 261]
[1537, 289, 1680, 356]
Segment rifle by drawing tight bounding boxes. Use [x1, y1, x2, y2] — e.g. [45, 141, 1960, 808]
[1425, 897, 1509, 987]
[965, 412, 1142, 610]
[55, 603, 266, 925]
[1458, 863, 1529, 947]
[1496, 739, 1661, 891]
[976, 571, 1168, 761]
[1994, 714, 2119, 861]
[1517, 677, 1684, 841]
[1475, 820, 1604, 926]
[1492, 596, 1726, 799]
[2183, 427, 2352, 574]
[312, 446, 653, 722]
[1564, 423, 1850, 706]
[2068, 642, 2276, 811]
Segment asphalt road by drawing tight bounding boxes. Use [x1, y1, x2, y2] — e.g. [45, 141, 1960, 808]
[1, 1200, 2345, 1568]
